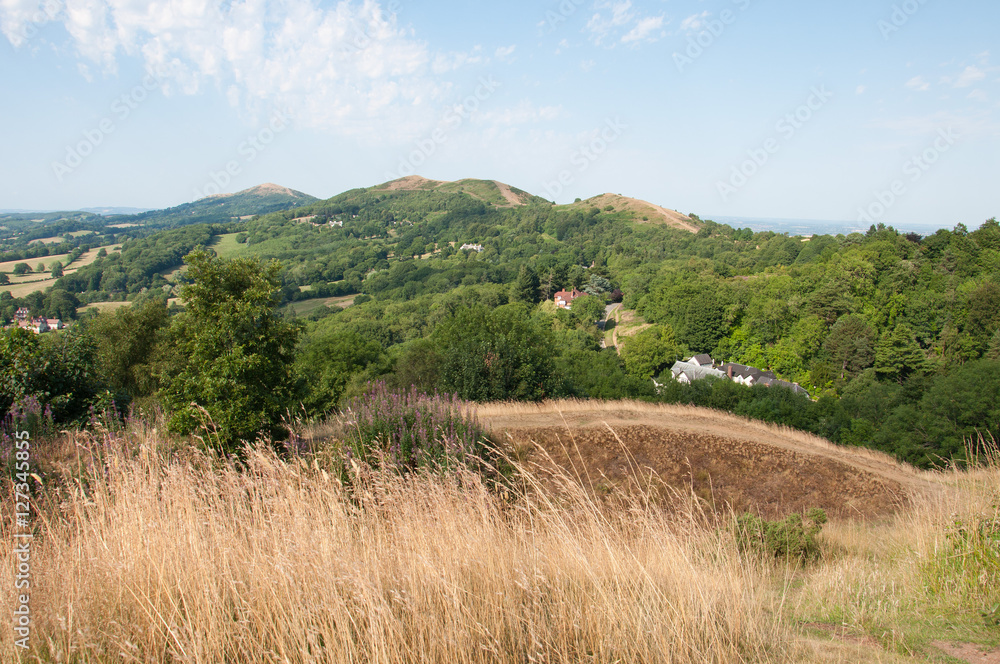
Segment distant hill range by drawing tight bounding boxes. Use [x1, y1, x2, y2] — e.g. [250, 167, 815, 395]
[2, 178, 697, 245]
[80, 206, 153, 216]
[314, 175, 700, 234]
[104, 183, 317, 230]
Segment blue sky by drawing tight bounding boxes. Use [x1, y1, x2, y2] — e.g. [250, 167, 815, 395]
[1, 0, 997, 229]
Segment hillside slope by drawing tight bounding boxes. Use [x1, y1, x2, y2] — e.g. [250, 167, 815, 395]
[564, 194, 698, 233]
[374, 175, 549, 207]
[478, 400, 939, 519]
[105, 183, 317, 230]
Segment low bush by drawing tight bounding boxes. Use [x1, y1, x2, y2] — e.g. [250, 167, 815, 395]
[734, 508, 828, 561]
[340, 381, 508, 481]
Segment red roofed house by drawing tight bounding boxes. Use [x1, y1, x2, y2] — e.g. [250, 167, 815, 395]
[554, 289, 584, 309]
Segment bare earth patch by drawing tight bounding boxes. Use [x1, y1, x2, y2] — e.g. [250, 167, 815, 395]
[932, 642, 1000, 664]
[570, 193, 700, 233]
[478, 400, 940, 519]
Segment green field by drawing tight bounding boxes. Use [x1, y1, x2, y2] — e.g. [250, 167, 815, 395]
[284, 294, 356, 316]
[1, 245, 119, 298]
[208, 232, 250, 259]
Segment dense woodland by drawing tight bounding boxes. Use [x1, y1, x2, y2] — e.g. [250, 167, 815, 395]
[3, 180, 999, 467]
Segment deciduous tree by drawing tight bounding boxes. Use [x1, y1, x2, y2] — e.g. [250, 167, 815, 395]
[157, 250, 300, 447]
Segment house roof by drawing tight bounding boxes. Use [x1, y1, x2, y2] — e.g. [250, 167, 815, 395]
[671, 360, 726, 382]
[769, 378, 810, 396]
[720, 362, 776, 381]
[554, 289, 583, 300]
[689, 354, 714, 366]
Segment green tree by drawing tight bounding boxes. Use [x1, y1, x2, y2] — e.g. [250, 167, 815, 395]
[82, 298, 170, 402]
[988, 330, 1000, 361]
[50, 261, 64, 278]
[875, 323, 927, 384]
[44, 290, 80, 320]
[621, 324, 681, 380]
[436, 303, 555, 401]
[157, 250, 300, 447]
[823, 314, 876, 380]
[12, 263, 31, 276]
[0, 273, 8, 285]
[512, 264, 540, 304]
[295, 329, 389, 415]
[570, 294, 606, 326]
[0, 327, 102, 423]
[678, 292, 726, 353]
[911, 360, 1000, 461]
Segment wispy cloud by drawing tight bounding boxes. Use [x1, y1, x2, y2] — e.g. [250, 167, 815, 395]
[0, 0, 457, 141]
[905, 75, 930, 92]
[952, 65, 986, 88]
[586, 0, 665, 47]
[680, 11, 711, 33]
[495, 44, 517, 62]
[622, 16, 665, 45]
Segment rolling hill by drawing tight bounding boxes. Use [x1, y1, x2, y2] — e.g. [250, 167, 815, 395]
[479, 400, 937, 520]
[104, 183, 317, 230]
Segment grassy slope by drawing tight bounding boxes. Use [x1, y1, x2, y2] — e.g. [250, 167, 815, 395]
[2, 407, 996, 663]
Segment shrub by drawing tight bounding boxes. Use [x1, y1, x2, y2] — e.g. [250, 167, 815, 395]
[341, 381, 506, 481]
[940, 508, 1000, 625]
[734, 508, 827, 561]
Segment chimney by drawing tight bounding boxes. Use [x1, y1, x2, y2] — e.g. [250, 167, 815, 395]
[727, 365, 733, 378]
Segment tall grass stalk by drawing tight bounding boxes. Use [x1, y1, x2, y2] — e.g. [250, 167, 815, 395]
[1, 425, 786, 664]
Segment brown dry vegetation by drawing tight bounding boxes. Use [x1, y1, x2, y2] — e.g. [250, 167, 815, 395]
[478, 400, 937, 520]
[566, 194, 699, 233]
[1, 404, 997, 664]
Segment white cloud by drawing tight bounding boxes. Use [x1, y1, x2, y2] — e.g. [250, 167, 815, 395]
[680, 11, 710, 33]
[0, 0, 456, 141]
[953, 65, 986, 88]
[905, 75, 930, 92]
[967, 89, 988, 102]
[586, 1, 665, 47]
[495, 44, 516, 61]
[585, 0, 632, 45]
[432, 47, 484, 74]
[856, 85, 866, 95]
[476, 101, 563, 127]
[622, 15, 665, 44]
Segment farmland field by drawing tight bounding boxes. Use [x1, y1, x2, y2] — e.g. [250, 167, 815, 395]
[0, 244, 119, 297]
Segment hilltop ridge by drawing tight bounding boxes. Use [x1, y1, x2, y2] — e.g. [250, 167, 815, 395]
[374, 176, 550, 208]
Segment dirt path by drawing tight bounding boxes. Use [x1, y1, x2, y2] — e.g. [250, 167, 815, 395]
[493, 180, 524, 206]
[646, 201, 700, 233]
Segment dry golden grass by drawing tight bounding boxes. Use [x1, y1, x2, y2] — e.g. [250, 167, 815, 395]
[1, 416, 996, 664]
[1, 425, 790, 664]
